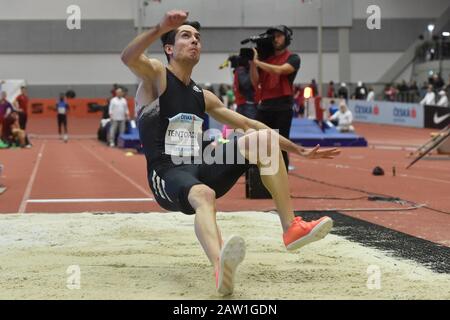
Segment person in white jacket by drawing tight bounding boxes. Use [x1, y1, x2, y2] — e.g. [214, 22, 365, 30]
[436, 90, 449, 107]
[420, 85, 436, 106]
[108, 88, 130, 147]
[366, 86, 375, 101]
[329, 102, 354, 132]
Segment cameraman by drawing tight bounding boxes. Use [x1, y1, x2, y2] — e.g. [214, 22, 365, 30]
[231, 56, 258, 119]
[250, 25, 300, 170]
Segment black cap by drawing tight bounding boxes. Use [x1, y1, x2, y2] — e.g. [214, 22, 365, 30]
[266, 25, 286, 34]
[372, 166, 385, 176]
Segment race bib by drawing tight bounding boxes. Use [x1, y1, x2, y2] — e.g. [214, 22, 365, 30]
[58, 107, 66, 114]
[165, 113, 203, 157]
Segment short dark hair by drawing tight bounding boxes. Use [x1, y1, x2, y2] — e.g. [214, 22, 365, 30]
[160, 21, 201, 62]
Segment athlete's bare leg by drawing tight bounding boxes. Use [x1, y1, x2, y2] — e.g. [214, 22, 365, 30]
[238, 129, 295, 233]
[188, 184, 223, 271]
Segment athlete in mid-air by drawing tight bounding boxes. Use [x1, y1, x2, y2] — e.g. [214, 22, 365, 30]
[121, 10, 340, 295]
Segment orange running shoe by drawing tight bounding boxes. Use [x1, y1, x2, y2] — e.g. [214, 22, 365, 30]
[215, 235, 246, 296]
[283, 216, 333, 251]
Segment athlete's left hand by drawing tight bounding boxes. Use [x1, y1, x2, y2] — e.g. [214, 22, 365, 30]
[298, 144, 341, 159]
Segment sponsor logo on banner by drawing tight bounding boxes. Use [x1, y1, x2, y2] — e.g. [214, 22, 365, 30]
[392, 106, 417, 123]
[424, 105, 450, 129]
[434, 113, 450, 124]
[347, 100, 424, 128]
[353, 102, 380, 120]
[354, 104, 379, 116]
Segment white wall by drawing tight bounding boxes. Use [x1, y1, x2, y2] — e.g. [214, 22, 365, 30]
[3, 0, 448, 22]
[0, 0, 135, 20]
[0, 52, 405, 86]
[353, 0, 450, 19]
[294, 53, 339, 84]
[142, 0, 352, 27]
[0, 54, 136, 85]
[350, 53, 403, 83]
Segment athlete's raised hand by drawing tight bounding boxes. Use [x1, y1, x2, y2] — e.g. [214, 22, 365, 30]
[159, 10, 189, 33]
[298, 144, 341, 159]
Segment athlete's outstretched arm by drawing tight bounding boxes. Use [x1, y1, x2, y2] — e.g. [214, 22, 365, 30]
[204, 90, 340, 159]
[121, 10, 188, 82]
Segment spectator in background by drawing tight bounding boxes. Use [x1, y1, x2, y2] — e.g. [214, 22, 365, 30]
[1, 111, 31, 148]
[328, 99, 339, 126]
[327, 81, 336, 98]
[221, 83, 237, 139]
[293, 84, 305, 118]
[218, 84, 228, 104]
[0, 80, 4, 93]
[65, 88, 76, 99]
[408, 80, 419, 102]
[226, 85, 235, 110]
[0, 91, 13, 135]
[420, 85, 436, 106]
[445, 74, 450, 98]
[419, 81, 429, 99]
[233, 60, 257, 119]
[13, 86, 29, 130]
[337, 82, 348, 100]
[56, 93, 70, 142]
[110, 84, 119, 97]
[429, 73, 444, 90]
[436, 90, 449, 107]
[384, 84, 397, 101]
[354, 81, 367, 100]
[366, 86, 375, 101]
[108, 88, 129, 147]
[397, 80, 408, 102]
[310, 79, 318, 97]
[329, 101, 354, 133]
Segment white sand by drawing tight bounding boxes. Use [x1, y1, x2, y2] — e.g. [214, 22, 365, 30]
[0, 212, 449, 300]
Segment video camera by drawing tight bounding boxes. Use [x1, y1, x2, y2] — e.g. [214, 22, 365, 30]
[240, 33, 275, 61]
[238, 32, 275, 65]
[220, 26, 292, 70]
[220, 33, 274, 70]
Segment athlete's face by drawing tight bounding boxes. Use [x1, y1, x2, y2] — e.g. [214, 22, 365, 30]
[168, 25, 201, 65]
[272, 31, 286, 50]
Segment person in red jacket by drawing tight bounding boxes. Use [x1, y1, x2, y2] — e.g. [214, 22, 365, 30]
[13, 86, 29, 130]
[250, 25, 300, 170]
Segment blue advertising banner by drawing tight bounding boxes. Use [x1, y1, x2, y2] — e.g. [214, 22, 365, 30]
[347, 100, 424, 128]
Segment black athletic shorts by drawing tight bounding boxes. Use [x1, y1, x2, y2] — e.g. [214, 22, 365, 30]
[147, 136, 252, 215]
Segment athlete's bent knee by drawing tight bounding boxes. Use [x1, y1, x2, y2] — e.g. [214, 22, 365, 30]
[188, 184, 216, 209]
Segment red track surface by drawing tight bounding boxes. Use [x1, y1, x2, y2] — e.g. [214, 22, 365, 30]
[1, 117, 449, 246]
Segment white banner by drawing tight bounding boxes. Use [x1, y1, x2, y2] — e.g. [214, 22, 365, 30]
[347, 100, 424, 128]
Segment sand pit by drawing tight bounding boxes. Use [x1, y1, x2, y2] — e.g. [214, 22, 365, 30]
[0, 212, 449, 300]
